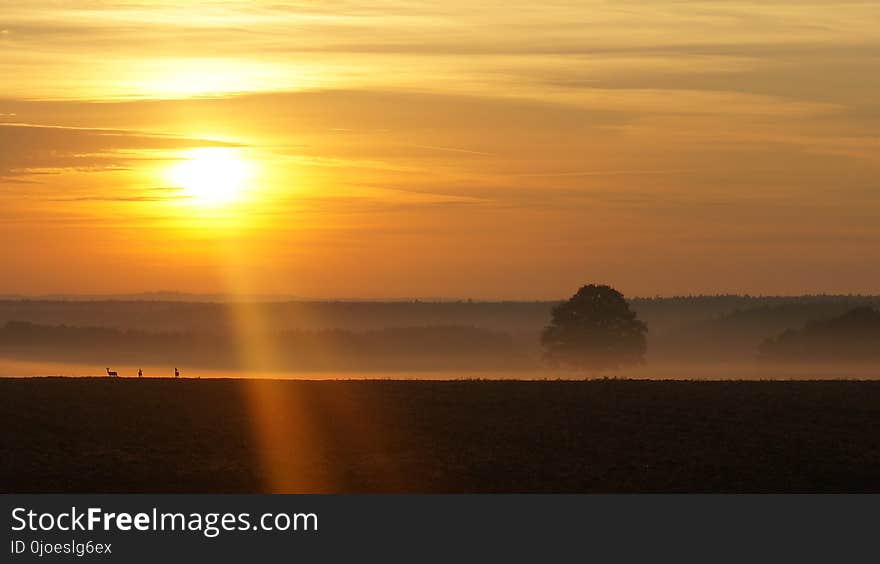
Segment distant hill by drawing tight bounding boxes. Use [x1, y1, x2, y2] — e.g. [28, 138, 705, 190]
[759, 307, 880, 362]
[645, 298, 880, 361]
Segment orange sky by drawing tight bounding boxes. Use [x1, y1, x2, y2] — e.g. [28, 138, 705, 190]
[1, 2, 879, 298]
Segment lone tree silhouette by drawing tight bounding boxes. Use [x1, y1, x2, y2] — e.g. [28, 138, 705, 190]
[541, 284, 647, 371]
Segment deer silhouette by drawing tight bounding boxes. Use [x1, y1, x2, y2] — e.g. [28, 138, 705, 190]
[106, 367, 118, 378]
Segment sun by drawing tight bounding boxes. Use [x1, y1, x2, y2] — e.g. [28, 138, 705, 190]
[167, 147, 253, 207]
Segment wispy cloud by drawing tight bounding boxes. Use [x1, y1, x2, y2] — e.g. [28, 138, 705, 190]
[0, 123, 238, 179]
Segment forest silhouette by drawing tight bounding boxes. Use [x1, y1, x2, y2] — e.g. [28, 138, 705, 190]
[0, 294, 877, 373]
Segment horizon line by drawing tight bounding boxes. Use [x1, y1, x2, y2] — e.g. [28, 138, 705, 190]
[1, 291, 879, 304]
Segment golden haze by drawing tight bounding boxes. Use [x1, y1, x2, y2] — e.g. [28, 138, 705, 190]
[1, 1, 879, 298]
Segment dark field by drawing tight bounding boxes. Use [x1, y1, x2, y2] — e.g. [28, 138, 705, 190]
[1, 378, 879, 493]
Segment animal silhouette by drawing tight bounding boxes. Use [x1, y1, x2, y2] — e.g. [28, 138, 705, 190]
[106, 368, 118, 377]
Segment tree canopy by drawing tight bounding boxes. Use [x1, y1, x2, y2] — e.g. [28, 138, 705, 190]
[541, 284, 647, 371]
[759, 306, 880, 362]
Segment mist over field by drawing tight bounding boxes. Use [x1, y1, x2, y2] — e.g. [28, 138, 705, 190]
[1, 295, 877, 379]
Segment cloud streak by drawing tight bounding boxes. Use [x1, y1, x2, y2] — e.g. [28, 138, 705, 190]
[1, 2, 879, 297]
[0, 123, 238, 179]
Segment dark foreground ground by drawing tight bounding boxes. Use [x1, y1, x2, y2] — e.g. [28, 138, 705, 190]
[1, 378, 879, 493]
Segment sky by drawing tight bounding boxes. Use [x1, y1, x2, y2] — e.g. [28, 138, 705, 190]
[1, 1, 879, 299]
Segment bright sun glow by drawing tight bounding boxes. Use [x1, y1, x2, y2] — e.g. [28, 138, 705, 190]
[167, 147, 253, 207]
